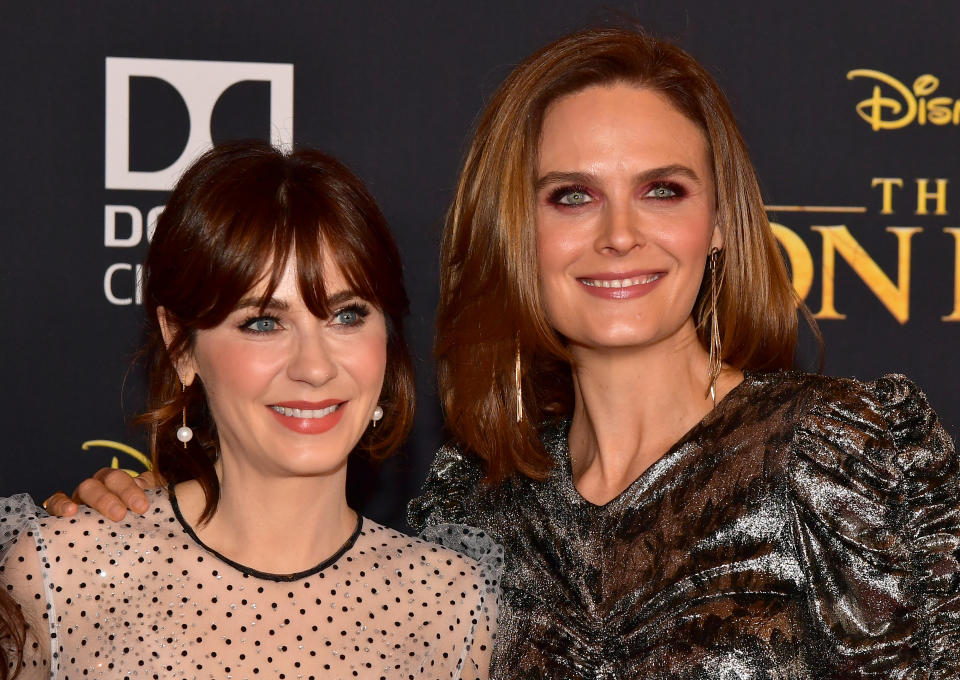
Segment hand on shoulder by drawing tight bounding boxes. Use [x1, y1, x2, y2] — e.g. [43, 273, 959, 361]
[43, 468, 163, 520]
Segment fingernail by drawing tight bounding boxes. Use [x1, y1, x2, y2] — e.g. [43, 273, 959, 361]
[108, 504, 125, 520]
[133, 499, 149, 513]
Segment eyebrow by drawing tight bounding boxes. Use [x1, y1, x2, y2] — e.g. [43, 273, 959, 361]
[234, 289, 360, 311]
[535, 164, 702, 191]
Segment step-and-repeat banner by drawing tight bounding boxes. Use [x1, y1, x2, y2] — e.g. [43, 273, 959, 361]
[2, 2, 957, 527]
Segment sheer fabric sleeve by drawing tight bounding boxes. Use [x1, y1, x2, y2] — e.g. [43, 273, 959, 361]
[420, 524, 503, 680]
[408, 444, 487, 533]
[790, 374, 960, 677]
[0, 495, 57, 679]
[410, 446, 502, 678]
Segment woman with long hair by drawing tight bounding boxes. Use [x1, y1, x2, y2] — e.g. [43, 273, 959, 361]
[49, 28, 959, 679]
[1, 141, 497, 679]
[413, 28, 959, 677]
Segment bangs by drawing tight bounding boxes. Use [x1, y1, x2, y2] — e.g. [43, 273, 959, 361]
[250, 178, 383, 320]
[148, 142, 407, 353]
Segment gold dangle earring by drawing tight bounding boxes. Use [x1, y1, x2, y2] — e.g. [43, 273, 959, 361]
[706, 247, 723, 407]
[176, 381, 194, 447]
[514, 343, 523, 423]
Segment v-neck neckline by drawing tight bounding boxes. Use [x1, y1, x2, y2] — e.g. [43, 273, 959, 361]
[559, 372, 755, 510]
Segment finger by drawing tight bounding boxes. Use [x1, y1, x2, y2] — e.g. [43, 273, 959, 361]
[42, 492, 78, 517]
[99, 468, 154, 515]
[133, 471, 165, 491]
[73, 477, 128, 521]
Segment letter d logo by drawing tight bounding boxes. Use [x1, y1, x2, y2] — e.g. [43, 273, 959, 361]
[105, 57, 293, 190]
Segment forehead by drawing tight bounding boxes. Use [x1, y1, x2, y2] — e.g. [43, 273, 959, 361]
[248, 250, 351, 299]
[537, 83, 710, 176]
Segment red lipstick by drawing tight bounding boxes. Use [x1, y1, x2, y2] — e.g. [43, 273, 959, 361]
[268, 399, 345, 435]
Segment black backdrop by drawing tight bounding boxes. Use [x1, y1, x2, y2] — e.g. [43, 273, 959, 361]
[2, 1, 958, 528]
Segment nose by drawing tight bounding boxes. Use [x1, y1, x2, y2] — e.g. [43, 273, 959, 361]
[595, 197, 646, 254]
[286, 332, 337, 386]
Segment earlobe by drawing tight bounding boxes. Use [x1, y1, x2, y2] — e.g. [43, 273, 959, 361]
[710, 223, 724, 251]
[157, 306, 197, 387]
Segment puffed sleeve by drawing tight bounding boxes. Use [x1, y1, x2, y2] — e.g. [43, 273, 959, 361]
[0, 494, 58, 679]
[424, 524, 503, 680]
[410, 448, 502, 679]
[790, 374, 960, 677]
[408, 443, 488, 533]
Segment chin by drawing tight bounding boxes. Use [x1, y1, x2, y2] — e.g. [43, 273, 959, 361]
[264, 442, 353, 477]
[567, 326, 661, 350]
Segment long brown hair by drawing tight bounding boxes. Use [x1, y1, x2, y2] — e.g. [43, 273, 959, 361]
[140, 141, 414, 523]
[438, 27, 812, 482]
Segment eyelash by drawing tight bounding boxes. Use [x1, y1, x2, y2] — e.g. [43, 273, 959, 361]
[239, 314, 282, 334]
[644, 181, 687, 200]
[545, 181, 688, 206]
[332, 302, 371, 327]
[547, 184, 594, 206]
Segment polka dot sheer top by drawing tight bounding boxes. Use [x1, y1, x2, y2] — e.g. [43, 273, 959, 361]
[0, 488, 501, 679]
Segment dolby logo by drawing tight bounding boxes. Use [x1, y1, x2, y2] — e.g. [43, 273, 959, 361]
[105, 57, 294, 191]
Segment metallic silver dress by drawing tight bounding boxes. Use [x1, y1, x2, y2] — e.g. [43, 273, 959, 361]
[409, 371, 960, 679]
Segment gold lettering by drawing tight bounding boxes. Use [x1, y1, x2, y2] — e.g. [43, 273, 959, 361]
[81, 439, 152, 475]
[771, 223, 814, 301]
[848, 69, 916, 130]
[916, 178, 948, 215]
[812, 226, 921, 324]
[913, 75, 939, 96]
[871, 177, 903, 214]
[927, 97, 954, 125]
[914, 76, 940, 126]
[943, 228, 960, 321]
[849, 70, 960, 130]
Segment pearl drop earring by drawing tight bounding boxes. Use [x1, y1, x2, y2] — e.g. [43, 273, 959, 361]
[176, 381, 194, 447]
[371, 405, 384, 427]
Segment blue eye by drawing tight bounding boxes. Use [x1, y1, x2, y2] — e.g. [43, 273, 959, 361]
[644, 183, 684, 199]
[333, 303, 370, 327]
[549, 185, 594, 206]
[242, 317, 279, 333]
[336, 309, 359, 325]
[558, 190, 592, 206]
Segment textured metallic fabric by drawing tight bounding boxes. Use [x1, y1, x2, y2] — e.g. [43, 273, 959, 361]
[409, 371, 960, 679]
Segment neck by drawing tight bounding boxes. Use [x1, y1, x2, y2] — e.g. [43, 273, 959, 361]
[174, 457, 356, 575]
[567, 320, 742, 505]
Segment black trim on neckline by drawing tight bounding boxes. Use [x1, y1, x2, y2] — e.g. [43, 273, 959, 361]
[168, 485, 363, 582]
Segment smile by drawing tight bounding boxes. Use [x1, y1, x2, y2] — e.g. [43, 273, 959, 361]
[578, 273, 664, 288]
[268, 400, 346, 435]
[270, 404, 340, 419]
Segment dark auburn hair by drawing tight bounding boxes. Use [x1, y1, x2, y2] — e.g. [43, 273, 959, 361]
[438, 27, 814, 482]
[139, 141, 414, 523]
[0, 590, 25, 679]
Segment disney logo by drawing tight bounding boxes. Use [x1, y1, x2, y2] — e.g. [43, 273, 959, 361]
[848, 69, 960, 130]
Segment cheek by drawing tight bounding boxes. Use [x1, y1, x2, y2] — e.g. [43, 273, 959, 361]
[535, 239, 567, 326]
[535, 218, 580, 304]
[336, 329, 388, 396]
[194, 338, 283, 403]
[656, 213, 715, 267]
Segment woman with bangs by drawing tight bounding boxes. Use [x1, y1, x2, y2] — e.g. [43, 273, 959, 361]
[0, 141, 498, 680]
[44, 27, 960, 680]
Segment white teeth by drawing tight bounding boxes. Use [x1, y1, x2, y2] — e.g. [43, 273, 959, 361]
[581, 273, 663, 288]
[271, 404, 340, 419]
